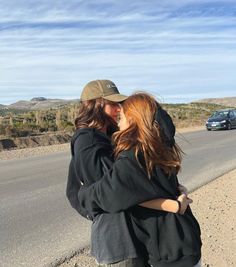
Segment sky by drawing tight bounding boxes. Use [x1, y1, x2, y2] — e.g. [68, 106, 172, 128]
[0, 0, 236, 105]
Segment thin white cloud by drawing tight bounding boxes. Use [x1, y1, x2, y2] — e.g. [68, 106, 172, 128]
[0, 0, 236, 104]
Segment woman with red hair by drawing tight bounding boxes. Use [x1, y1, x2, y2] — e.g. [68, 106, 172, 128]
[78, 92, 202, 267]
[67, 80, 191, 267]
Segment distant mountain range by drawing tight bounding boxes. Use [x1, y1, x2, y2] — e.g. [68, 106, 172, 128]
[1, 96, 235, 111]
[195, 96, 236, 107]
[0, 97, 80, 111]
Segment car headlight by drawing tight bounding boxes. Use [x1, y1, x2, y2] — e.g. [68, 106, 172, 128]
[221, 120, 226, 123]
[206, 120, 209, 124]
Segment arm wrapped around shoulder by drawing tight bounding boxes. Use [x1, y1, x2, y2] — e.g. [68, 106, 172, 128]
[78, 155, 166, 215]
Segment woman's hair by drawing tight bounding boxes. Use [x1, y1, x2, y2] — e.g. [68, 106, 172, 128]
[113, 93, 183, 177]
[75, 98, 118, 135]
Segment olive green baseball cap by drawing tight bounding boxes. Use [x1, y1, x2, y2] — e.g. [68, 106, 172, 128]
[80, 79, 128, 102]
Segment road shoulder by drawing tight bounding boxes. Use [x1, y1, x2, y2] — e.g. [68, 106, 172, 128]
[191, 168, 236, 266]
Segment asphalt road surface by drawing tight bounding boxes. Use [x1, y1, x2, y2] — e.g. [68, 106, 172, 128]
[0, 129, 236, 267]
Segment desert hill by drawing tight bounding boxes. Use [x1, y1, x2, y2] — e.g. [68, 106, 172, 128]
[2, 96, 236, 110]
[2, 97, 79, 111]
[195, 96, 236, 107]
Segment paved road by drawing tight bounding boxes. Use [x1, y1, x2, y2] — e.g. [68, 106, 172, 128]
[177, 129, 236, 191]
[0, 129, 236, 267]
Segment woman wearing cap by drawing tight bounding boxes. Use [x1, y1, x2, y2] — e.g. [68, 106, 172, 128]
[77, 92, 202, 267]
[66, 81, 191, 267]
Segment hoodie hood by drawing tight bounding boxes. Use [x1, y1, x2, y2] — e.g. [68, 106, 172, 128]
[155, 105, 176, 147]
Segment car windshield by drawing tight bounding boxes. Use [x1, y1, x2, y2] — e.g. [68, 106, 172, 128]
[211, 111, 228, 118]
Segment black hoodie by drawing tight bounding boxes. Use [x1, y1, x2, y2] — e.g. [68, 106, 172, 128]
[78, 149, 202, 267]
[66, 128, 138, 264]
[77, 106, 202, 267]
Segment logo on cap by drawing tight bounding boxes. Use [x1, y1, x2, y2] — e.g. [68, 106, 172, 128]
[107, 84, 116, 88]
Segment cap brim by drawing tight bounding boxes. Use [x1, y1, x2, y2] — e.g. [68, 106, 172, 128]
[103, 94, 128, 103]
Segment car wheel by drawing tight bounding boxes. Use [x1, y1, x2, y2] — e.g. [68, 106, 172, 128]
[207, 128, 211, 131]
[227, 123, 232, 130]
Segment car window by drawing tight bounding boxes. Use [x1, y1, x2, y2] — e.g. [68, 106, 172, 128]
[212, 111, 229, 117]
[229, 110, 236, 118]
[229, 111, 235, 118]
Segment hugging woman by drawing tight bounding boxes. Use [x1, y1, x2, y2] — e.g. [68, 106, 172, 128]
[66, 80, 196, 267]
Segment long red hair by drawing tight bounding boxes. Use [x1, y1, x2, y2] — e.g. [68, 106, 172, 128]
[113, 93, 182, 177]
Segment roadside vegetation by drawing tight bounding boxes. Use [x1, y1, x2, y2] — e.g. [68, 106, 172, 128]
[163, 102, 231, 128]
[0, 102, 231, 140]
[0, 104, 78, 139]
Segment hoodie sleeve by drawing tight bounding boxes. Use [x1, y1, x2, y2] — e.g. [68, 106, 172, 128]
[78, 154, 168, 215]
[66, 159, 89, 219]
[66, 131, 114, 220]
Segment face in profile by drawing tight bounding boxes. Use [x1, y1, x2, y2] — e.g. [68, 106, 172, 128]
[104, 101, 121, 122]
[118, 107, 129, 131]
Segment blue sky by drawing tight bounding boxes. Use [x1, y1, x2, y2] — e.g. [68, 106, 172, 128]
[0, 0, 236, 104]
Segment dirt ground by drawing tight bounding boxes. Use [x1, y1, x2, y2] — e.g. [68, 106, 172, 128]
[56, 169, 236, 267]
[177, 125, 205, 133]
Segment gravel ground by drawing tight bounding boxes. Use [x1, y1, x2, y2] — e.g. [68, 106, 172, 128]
[55, 169, 236, 267]
[0, 143, 70, 160]
[191, 168, 236, 267]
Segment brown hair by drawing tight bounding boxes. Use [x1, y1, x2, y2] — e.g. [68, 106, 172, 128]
[75, 98, 118, 135]
[113, 93, 182, 177]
